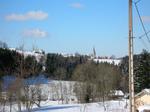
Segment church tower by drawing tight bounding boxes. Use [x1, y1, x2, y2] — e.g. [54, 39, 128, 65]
[93, 47, 96, 58]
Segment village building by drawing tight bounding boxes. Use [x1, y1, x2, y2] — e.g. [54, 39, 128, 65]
[109, 90, 124, 100]
[135, 89, 150, 112]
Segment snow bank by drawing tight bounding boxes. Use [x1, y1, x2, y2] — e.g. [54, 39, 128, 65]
[93, 59, 121, 65]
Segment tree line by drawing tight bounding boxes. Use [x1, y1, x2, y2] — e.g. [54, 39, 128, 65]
[0, 48, 88, 79]
[0, 48, 42, 79]
[0, 47, 150, 94]
[45, 53, 88, 80]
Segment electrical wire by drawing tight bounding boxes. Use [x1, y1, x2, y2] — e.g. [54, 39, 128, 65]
[139, 38, 149, 51]
[134, 2, 150, 43]
[139, 30, 150, 39]
[134, 0, 142, 4]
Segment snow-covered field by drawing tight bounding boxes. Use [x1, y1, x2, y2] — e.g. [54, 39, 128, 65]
[1, 78, 130, 112]
[2, 100, 129, 112]
[31, 100, 129, 112]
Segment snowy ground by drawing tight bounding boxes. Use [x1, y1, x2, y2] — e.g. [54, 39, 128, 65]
[1, 78, 129, 112]
[2, 99, 129, 112]
[31, 100, 129, 112]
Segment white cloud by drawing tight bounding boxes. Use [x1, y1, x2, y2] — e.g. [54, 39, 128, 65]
[70, 3, 84, 9]
[5, 11, 48, 21]
[142, 16, 150, 23]
[22, 29, 48, 38]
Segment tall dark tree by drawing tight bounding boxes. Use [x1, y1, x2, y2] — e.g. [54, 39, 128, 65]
[23, 56, 42, 78]
[134, 50, 150, 93]
[0, 48, 20, 77]
[119, 53, 143, 93]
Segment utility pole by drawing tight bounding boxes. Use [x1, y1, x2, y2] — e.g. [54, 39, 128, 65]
[129, 0, 135, 112]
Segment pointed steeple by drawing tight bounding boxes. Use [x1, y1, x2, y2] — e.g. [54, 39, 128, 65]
[93, 47, 96, 58]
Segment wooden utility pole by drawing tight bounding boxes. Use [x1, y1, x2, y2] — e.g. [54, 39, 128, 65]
[129, 0, 135, 112]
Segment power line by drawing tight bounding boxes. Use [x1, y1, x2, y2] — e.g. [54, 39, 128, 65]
[139, 38, 150, 51]
[133, 0, 150, 51]
[139, 30, 150, 39]
[138, 31, 150, 51]
[134, 2, 150, 43]
[134, 0, 142, 4]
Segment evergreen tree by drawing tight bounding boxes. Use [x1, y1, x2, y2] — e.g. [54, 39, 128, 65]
[24, 56, 42, 77]
[134, 50, 150, 93]
[0, 48, 20, 76]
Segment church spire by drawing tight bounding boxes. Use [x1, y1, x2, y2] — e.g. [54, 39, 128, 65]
[93, 47, 96, 58]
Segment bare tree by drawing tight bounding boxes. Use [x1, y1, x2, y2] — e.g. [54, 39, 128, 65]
[32, 84, 43, 107]
[54, 68, 67, 104]
[72, 61, 97, 103]
[0, 81, 7, 112]
[22, 79, 43, 111]
[96, 63, 121, 110]
[72, 61, 122, 109]
[22, 83, 32, 112]
[0, 96, 7, 112]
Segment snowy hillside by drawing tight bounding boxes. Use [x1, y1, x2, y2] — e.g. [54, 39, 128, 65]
[9, 48, 45, 62]
[93, 59, 121, 65]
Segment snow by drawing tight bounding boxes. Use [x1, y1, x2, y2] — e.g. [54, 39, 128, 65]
[93, 59, 121, 65]
[144, 89, 150, 93]
[2, 100, 129, 112]
[9, 48, 44, 62]
[1, 79, 129, 112]
[1, 81, 129, 112]
[114, 90, 124, 96]
[25, 100, 129, 112]
[138, 105, 150, 112]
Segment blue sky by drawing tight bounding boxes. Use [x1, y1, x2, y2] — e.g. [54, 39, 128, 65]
[0, 0, 150, 57]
